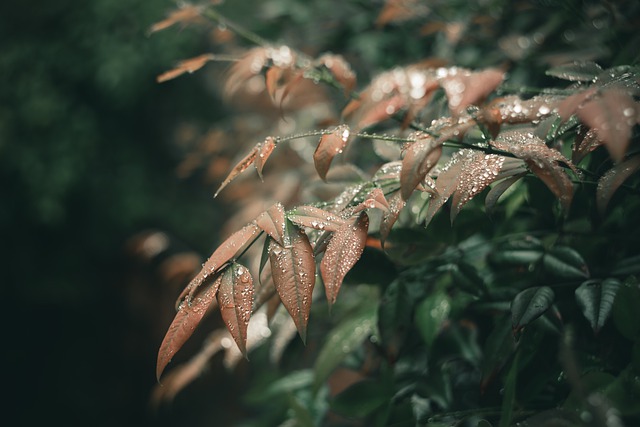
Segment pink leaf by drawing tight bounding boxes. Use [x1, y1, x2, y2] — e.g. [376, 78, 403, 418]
[214, 146, 259, 198]
[255, 202, 287, 246]
[400, 132, 442, 200]
[314, 125, 351, 181]
[217, 263, 254, 356]
[288, 205, 347, 232]
[255, 136, 277, 180]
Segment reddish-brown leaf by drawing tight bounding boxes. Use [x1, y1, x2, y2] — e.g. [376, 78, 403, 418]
[572, 127, 604, 165]
[224, 47, 269, 99]
[255, 136, 277, 180]
[557, 87, 598, 123]
[157, 54, 215, 83]
[575, 90, 637, 162]
[376, 0, 430, 27]
[597, 155, 640, 215]
[178, 223, 261, 304]
[214, 146, 259, 198]
[217, 263, 254, 356]
[288, 205, 346, 232]
[157, 272, 223, 381]
[353, 188, 390, 213]
[317, 53, 357, 96]
[437, 68, 505, 116]
[268, 222, 316, 343]
[148, 4, 204, 34]
[320, 212, 370, 305]
[400, 132, 442, 200]
[492, 131, 576, 211]
[421, 150, 466, 227]
[379, 190, 406, 246]
[255, 202, 286, 246]
[265, 66, 285, 102]
[480, 95, 560, 134]
[314, 125, 351, 181]
[450, 153, 506, 222]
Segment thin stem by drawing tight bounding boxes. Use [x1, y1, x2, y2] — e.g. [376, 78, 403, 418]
[202, 8, 270, 47]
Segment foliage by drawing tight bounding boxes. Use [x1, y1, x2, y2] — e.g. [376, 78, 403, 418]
[150, 0, 640, 425]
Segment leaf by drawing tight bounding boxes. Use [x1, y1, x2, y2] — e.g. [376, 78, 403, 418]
[575, 89, 637, 162]
[331, 379, 389, 418]
[414, 291, 451, 347]
[612, 278, 640, 341]
[489, 237, 544, 266]
[542, 246, 589, 279]
[485, 173, 526, 215]
[217, 263, 254, 356]
[449, 152, 506, 222]
[254, 136, 277, 180]
[546, 61, 603, 82]
[400, 132, 442, 200]
[313, 125, 351, 181]
[314, 304, 377, 390]
[557, 87, 597, 123]
[265, 66, 285, 102]
[437, 67, 505, 116]
[575, 278, 621, 333]
[214, 146, 259, 198]
[317, 53, 356, 95]
[148, 4, 204, 34]
[288, 205, 346, 232]
[224, 47, 269, 99]
[492, 130, 576, 212]
[178, 223, 261, 304]
[320, 212, 370, 305]
[254, 202, 287, 246]
[511, 286, 555, 331]
[379, 190, 406, 246]
[499, 350, 519, 427]
[157, 272, 223, 381]
[572, 127, 604, 165]
[378, 279, 412, 360]
[269, 221, 316, 343]
[353, 188, 390, 213]
[420, 149, 467, 227]
[157, 54, 216, 83]
[450, 262, 489, 297]
[596, 155, 640, 215]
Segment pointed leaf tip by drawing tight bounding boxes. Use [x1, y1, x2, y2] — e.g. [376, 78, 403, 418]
[217, 263, 254, 356]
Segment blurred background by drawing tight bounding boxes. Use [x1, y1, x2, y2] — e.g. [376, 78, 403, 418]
[1, 1, 234, 425]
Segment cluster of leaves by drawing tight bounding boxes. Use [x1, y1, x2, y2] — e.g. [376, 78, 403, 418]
[149, 0, 640, 425]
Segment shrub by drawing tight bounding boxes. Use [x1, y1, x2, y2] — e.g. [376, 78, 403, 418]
[150, 1, 640, 425]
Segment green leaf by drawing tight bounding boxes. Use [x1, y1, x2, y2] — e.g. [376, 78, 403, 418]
[489, 237, 544, 266]
[415, 291, 451, 347]
[612, 278, 640, 341]
[264, 370, 314, 398]
[575, 278, 621, 333]
[511, 287, 555, 331]
[450, 261, 488, 297]
[481, 315, 515, 392]
[378, 280, 412, 360]
[542, 246, 589, 279]
[330, 379, 389, 418]
[612, 255, 640, 276]
[314, 305, 377, 391]
[499, 350, 519, 427]
[546, 61, 603, 82]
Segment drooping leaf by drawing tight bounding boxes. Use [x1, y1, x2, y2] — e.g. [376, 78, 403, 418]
[265, 66, 285, 102]
[575, 278, 621, 333]
[353, 188, 390, 213]
[400, 132, 442, 200]
[449, 152, 506, 222]
[314, 125, 351, 181]
[546, 61, 603, 82]
[314, 304, 377, 390]
[148, 4, 204, 34]
[320, 212, 370, 305]
[288, 205, 346, 232]
[596, 155, 640, 215]
[317, 53, 356, 95]
[511, 286, 555, 331]
[420, 150, 467, 227]
[492, 130, 576, 212]
[379, 190, 406, 246]
[269, 221, 316, 342]
[179, 223, 261, 304]
[437, 67, 505, 116]
[157, 54, 216, 83]
[214, 146, 259, 198]
[255, 136, 277, 180]
[557, 87, 597, 123]
[414, 290, 451, 347]
[254, 202, 286, 246]
[485, 172, 526, 215]
[576, 90, 637, 162]
[217, 263, 254, 356]
[542, 246, 589, 279]
[224, 47, 269, 99]
[571, 127, 604, 165]
[157, 272, 223, 381]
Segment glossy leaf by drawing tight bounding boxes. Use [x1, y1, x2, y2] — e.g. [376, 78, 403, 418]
[317, 53, 356, 95]
[179, 223, 261, 304]
[575, 279, 621, 333]
[314, 125, 351, 181]
[379, 190, 406, 246]
[269, 221, 316, 343]
[420, 149, 466, 227]
[214, 146, 259, 198]
[254, 136, 277, 180]
[542, 246, 589, 279]
[415, 291, 451, 347]
[400, 132, 442, 200]
[320, 212, 370, 305]
[596, 155, 640, 215]
[157, 272, 223, 381]
[438, 67, 505, 116]
[288, 205, 346, 232]
[353, 188, 390, 214]
[489, 237, 544, 266]
[254, 202, 286, 246]
[217, 263, 254, 356]
[511, 286, 555, 331]
[546, 61, 603, 82]
[314, 304, 377, 390]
